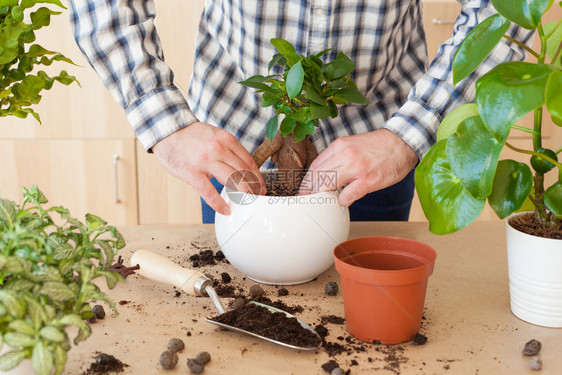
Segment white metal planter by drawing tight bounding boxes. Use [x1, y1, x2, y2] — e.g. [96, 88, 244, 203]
[506, 212, 562, 327]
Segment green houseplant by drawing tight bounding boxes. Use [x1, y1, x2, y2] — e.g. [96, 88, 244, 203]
[0, 186, 125, 374]
[415, 0, 561, 236]
[1, 0, 78, 123]
[415, 0, 562, 328]
[239, 38, 369, 193]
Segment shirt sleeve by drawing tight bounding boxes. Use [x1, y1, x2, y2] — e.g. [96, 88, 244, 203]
[383, 0, 536, 160]
[68, 0, 199, 151]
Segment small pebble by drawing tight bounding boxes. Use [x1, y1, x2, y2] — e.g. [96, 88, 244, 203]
[249, 284, 264, 298]
[195, 351, 211, 364]
[523, 339, 542, 356]
[221, 272, 232, 283]
[331, 368, 345, 375]
[231, 297, 246, 310]
[529, 356, 542, 371]
[159, 351, 178, 370]
[96, 353, 118, 366]
[325, 281, 339, 296]
[92, 304, 106, 319]
[167, 338, 185, 353]
[187, 358, 205, 374]
[278, 288, 289, 296]
[321, 360, 339, 373]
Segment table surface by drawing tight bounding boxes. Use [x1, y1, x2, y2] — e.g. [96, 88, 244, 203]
[64, 222, 561, 375]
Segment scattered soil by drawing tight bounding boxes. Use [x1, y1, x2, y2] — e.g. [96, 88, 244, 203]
[278, 288, 289, 296]
[321, 360, 339, 373]
[266, 185, 299, 196]
[208, 303, 321, 348]
[413, 332, 428, 346]
[321, 315, 345, 325]
[82, 353, 128, 375]
[221, 272, 232, 283]
[510, 212, 562, 239]
[188, 241, 229, 267]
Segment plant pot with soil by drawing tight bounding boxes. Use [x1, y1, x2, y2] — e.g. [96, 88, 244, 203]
[415, 0, 562, 326]
[215, 38, 369, 285]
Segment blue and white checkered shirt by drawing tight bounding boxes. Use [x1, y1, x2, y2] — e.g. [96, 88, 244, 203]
[69, 0, 532, 160]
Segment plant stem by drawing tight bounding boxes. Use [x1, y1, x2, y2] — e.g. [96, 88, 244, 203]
[557, 147, 562, 155]
[545, 18, 562, 39]
[503, 35, 539, 58]
[533, 107, 543, 150]
[511, 125, 535, 135]
[534, 173, 548, 224]
[553, 42, 562, 65]
[505, 142, 562, 168]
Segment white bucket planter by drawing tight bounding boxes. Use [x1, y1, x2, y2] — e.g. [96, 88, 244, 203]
[215, 177, 350, 285]
[0, 344, 34, 374]
[506, 212, 562, 327]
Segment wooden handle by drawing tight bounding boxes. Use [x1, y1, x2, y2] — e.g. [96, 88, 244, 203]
[130, 249, 206, 296]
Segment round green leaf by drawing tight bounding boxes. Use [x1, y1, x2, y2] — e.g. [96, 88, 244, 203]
[476, 62, 555, 141]
[293, 121, 315, 142]
[545, 183, 562, 216]
[546, 70, 562, 126]
[488, 160, 533, 219]
[453, 14, 510, 85]
[446, 116, 503, 199]
[531, 147, 558, 173]
[280, 116, 296, 136]
[491, 0, 550, 29]
[415, 140, 486, 234]
[544, 21, 562, 67]
[271, 38, 300, 66]
[286, 61, 304, 99]
[437, 103, 479, 141]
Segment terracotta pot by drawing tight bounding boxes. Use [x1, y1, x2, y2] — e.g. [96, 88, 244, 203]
[506, 212, 562, 327]
[334, 236, 436, 344]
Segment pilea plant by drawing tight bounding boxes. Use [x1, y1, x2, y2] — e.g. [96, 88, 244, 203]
[415, 0, 561, 236]
[240, 38, 368, 193]
[0, 0, 78, 123]
[0, 186, 125, 374]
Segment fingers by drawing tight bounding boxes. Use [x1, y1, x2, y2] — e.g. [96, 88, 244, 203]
[191, 173, 231, 216]
[338, 179, 371, 207]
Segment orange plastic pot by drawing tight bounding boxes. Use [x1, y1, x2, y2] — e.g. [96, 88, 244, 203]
[334, 236, 437, 344]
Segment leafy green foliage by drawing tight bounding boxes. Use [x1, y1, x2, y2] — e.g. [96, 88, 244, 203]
[239, 38, 369, 141]
[0, 186, 125, 374]
[0, 0, 78, 123]
[415, 1, 562, 234]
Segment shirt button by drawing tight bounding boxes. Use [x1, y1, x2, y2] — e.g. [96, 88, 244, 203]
[315, 8, 325, 16]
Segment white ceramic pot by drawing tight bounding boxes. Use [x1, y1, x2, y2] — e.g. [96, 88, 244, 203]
[0, 344, 34, 374]
[215, 180, 350, 285]
[506, 212, 562, 327]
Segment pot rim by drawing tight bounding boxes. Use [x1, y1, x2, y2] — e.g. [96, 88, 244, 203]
[506, 211, 561, 241]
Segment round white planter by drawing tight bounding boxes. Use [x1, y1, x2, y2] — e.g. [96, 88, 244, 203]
[506, 212, 562, 327]
[0, 344, 34, 375]
[215, 183, 350, 285]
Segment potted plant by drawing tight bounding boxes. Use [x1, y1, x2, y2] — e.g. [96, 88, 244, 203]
[415, 0, 561, 326]
[1, 0, 78, 123]
[214, 39, 368, 285]
[0, 186, 125, 375]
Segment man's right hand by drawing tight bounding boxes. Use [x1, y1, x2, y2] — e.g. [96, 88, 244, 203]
[152, 122, 266, 215]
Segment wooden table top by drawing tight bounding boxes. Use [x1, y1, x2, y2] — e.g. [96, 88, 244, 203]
[64, 222, 562, 374]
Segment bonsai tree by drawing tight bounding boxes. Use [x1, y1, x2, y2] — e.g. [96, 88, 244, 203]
[415, 0, 561, 237]
[0, 186, 125, 374]
[239, 38, 368, 194]
[1, 0, 78, 123]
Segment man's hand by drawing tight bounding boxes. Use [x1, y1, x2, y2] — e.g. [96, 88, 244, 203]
[152, 122, 266, 215]
[300, 129, 419, 206]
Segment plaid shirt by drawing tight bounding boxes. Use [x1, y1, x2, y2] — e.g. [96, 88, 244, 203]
[69, 0, 533, 160]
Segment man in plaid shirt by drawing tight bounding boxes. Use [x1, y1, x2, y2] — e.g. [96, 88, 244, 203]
[69, 0, 532, 223]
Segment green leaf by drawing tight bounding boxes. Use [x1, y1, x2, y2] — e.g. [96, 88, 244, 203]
[280, 116, 296, 136]
[0, 0, 19, 7]
[488, 160, 533, 219]
[293, 122, 315, 142]
[491, 0, 550, 29]
[268, 53, 287, 71]
[98, 271, 123, 290]
[322, 63, 334, 81]
[52, 243, 78, 261]
[39, 326, 66, 343]
[238, 78, 277, 94]
[11, 5, 23, 22]
[329, 52, 355, 79]
[0, 198, 16, 227]
[333, 88, 369, 105]
[310, 102, 330, 120]
[304, 85, 325, 105]
[53, 344, 66, 375]
[546, 70, 562, 126]
[270, 38, 300, 66]
[415, 140, 486, 234]
[0, 290, 26, 318]
[4, 332, 36, 347]
[265, 115, 279, 141]
[261, 92, 279, 107]
[22, 296, 47, 328]
[544, 21, 562, 67]
[6, 279, 35, 292]
[476, 62, 555, 140]
[0, 349, 27, 371]
[286, 61, 304, 99]
[446, 116, 504, 198]
[437, 103, 480, 141]
[8, 320, 36, 336]
[327, 100, 338, 118]
[30, 7, 61, 30]
[453, 14, 510, 85]
[32, 341, 54, 375]
[39, 282, 75, 302]
[545, 183, 562, 216]
[85, 213, 107, 230]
